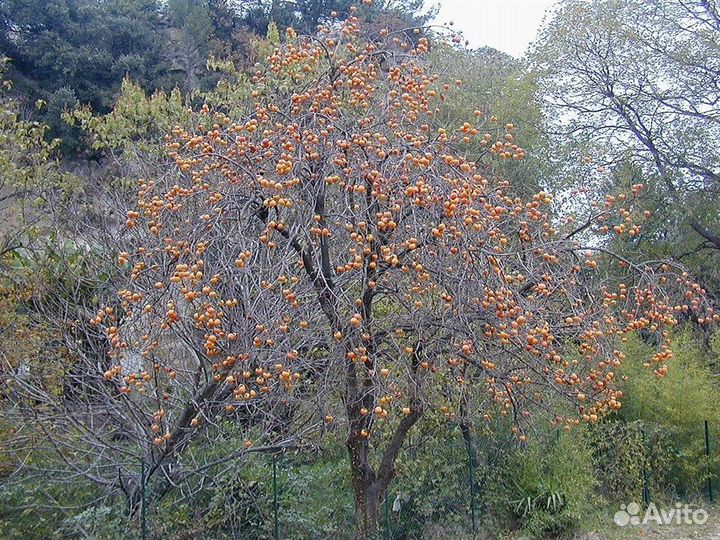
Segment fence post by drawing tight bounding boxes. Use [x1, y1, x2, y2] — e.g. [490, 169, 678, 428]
[464, 430, 477, 539]
[641, 427, 650, 508]
[384, 488, 391, 540]
[705, 420, 714, 502]
[140, 458, 147, 540]
[272, 453, 280, 540]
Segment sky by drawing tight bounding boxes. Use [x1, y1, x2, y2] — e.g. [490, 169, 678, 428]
[431, 0, 558, 58]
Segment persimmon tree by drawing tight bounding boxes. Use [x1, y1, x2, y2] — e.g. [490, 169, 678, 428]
[93, 8, 715, 538]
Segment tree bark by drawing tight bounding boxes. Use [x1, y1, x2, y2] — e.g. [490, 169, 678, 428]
[347, 429, 380, 539]
[352, 479, 382, 540]
[346, 404, 422, 539]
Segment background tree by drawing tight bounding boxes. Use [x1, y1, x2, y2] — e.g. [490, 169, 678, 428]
[162, 0, 265, 92]
[238, 0, 432, 35]
[0, 0, 168, 147]
[239, 0, 354, 35]
[531, 0, 720, 298]
[164, 0, 216, 92]
[431, 43, 552, 198]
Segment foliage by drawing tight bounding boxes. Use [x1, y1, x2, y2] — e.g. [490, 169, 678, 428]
[587, 420, 673, 503]
[618, 329, 720, 428]
[531, 0, 720, 298]
[0, 465, 130, 540]
[66, 79, 190, 152]
[390, 424, 477, 538]
[430, 43, 551, 197]
[1, 0, 435, 153]
[164, 0, 216, 92]
[0, 0, 168, 148]
[56, 505, 129, 540]
[613, 329, 720, 497]
[577, 329, 720, 503]
[239, 0, 355, 35]
[0, 58, 75, 207]
[273, 445, 355, 540]
[0, 0, 261, 149]
[238, 0, 433, 35]
[487, 430, 597, 537]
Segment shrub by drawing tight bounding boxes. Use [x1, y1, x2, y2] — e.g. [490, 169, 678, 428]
[587, 420, 674, 503]
[613, 328, 720, 498]
[489, 430, 598, 537]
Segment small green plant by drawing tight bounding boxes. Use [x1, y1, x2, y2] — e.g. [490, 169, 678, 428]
[511, 479, 566, 518]
[493, 430, 597, 537]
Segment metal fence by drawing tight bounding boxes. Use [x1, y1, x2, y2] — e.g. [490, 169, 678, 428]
[131, 419, 717, 540]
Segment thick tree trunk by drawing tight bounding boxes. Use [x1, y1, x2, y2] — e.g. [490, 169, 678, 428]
[347, 431, 382, 539]
[352, 481, 382, 540]
[346, 404, 422, 539]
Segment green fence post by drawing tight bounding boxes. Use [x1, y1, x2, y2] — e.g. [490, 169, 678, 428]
[641, 428, 650, 508]
[464, 431, 477, 539]
[140, 458, 147, 540]
[706, 420, 714, 502]
[384, 489, 391, 540]
[273, 453, 280, 540]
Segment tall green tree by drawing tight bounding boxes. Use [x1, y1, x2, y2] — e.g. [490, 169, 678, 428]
[0, 0, 167, 107]
[164, 0, 215, 91]
[238, 0, 432, 35]
[239, 0, 355, 34]
[531, 0, 720, 297]
[0, 0, 167, 146]
[431, 44, 551, 198]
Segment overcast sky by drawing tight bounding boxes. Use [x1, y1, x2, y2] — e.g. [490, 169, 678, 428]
[431, 0, 558, 58]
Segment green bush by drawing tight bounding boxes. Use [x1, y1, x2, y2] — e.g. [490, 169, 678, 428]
[612, 328, 720, 498]
[587, 420, 674, 502]
[391, 426, 475, 539]
[618, 329, 719, 428]
[490, 431, 598, 537]
[277, 447, 355, 540]
[0, 473, 134, 540]
[389, 421, 597, 539]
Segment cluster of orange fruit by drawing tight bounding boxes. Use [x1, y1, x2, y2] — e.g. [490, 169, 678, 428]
[88, 8, 717, 447]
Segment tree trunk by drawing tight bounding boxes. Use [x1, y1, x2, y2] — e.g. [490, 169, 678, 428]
[346, 404, 422, 539]
[347, 431, 382, 540]
[353, 481, 382, 540]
